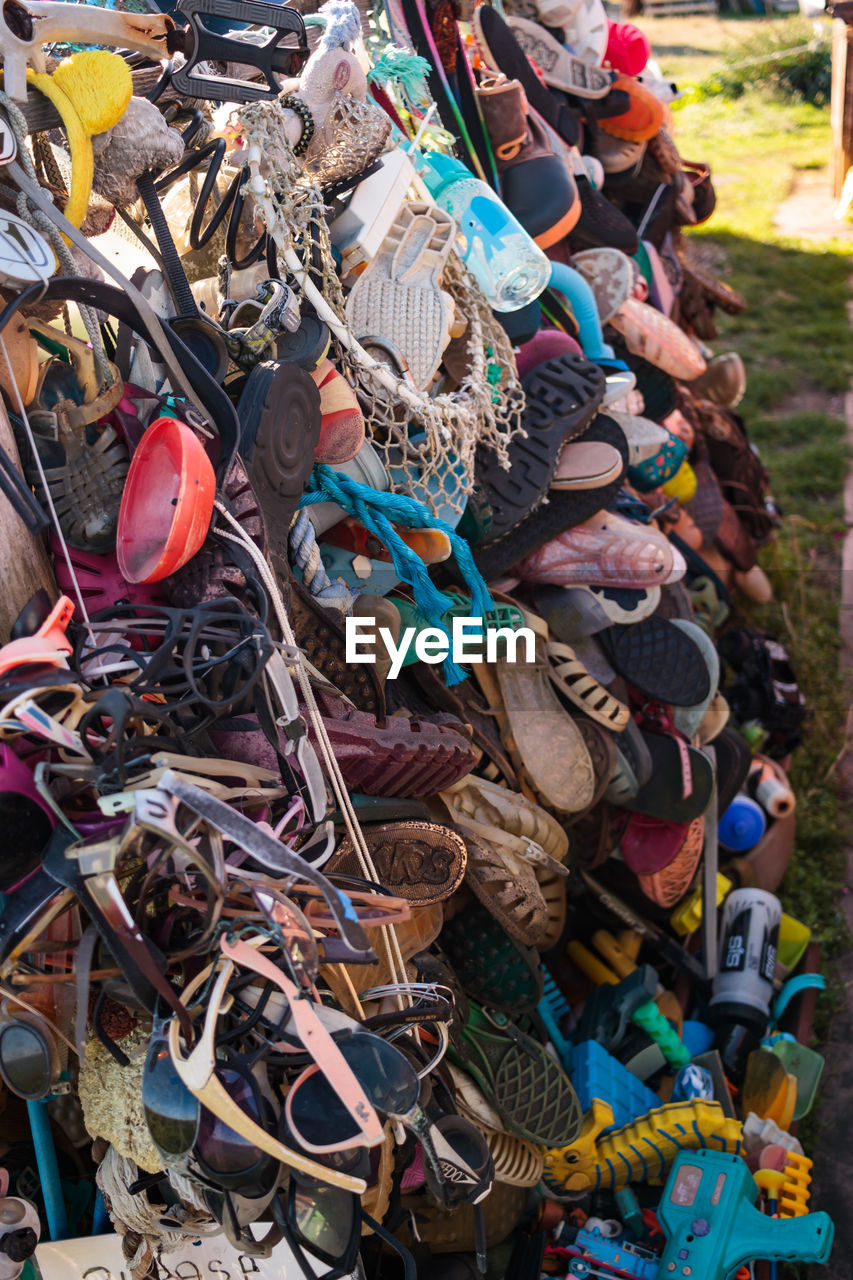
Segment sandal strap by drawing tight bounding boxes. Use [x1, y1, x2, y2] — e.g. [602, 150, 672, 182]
[547, 639, 629, 727]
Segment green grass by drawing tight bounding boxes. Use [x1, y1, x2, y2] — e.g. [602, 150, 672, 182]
[645, 23, 852, 965]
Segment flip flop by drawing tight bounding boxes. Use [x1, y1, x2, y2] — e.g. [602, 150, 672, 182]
[475, 353, 606, 544]
[598, 615, 712, 705]
[449, 1001, 582, 1147]
[671, 620, 720, 741]
[604, 717, 653, 805]
[470, 414, 628, 582]
[636, 816, 705, 907]
[573, 248, 635, 324]
[621, 812, 690, 874]
[237, 360, 322, 559]
[504, 17, 613, 97]
[551, 439, 624, 490]
[326, 822, 467, 905]
[622, 729, 715, 822]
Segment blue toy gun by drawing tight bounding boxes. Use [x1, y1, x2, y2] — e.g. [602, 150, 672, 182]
[657, 1149, 834, 1278]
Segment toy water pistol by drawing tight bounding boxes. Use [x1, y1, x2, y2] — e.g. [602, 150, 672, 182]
[657, 1149, 833, 1276]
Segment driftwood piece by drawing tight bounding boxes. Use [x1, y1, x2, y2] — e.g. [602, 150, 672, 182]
[0, 397, 55, 641]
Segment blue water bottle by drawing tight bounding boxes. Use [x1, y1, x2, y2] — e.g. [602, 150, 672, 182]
[419, 153, 550, 312]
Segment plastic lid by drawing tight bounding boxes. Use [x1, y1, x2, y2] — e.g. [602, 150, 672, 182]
[718, 794, 766, 852]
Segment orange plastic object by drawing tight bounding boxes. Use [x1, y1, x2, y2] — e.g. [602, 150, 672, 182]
[598, 75, 665, 142]
[0, 595, 74, 678]
[117, 416, 215, 584]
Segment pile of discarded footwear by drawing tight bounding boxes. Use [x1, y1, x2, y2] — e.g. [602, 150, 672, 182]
[0, 0, 833, 1276]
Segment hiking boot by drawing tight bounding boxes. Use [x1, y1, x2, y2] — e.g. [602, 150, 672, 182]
[476, 76, 580, 249]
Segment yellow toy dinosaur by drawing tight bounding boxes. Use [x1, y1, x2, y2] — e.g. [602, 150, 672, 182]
[543, 1098, 743, 1196]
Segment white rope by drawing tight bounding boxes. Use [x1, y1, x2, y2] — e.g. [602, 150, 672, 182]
[213, 504, 411, 1004]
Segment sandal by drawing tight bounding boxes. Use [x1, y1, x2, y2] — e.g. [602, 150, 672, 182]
[471, 609, 595, 815]
[345, 202, 456, 390]
[546, 639, 629, 731]
[288, 579, 385, 717]
[637, 816, 705, 907]
[440, 898, 544, 1015]
[449, 1002, 582, 1147]
[448, 1065, 545, 1188]
[598, 614, 711, 706]
[410, 662, 519, 789]
[326, 822, 467, 905]
[475, 353, 606, 544]
[441, 824, 551, 949]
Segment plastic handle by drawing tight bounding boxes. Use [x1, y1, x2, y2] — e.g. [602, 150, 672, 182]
[548, 261, 614, 361]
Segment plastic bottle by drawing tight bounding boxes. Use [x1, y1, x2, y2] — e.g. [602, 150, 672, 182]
[718, 795, 767, 852]
[418, 152, 550, 312]
[709, 888, 782, 1080]
[746, 758, 796, 819]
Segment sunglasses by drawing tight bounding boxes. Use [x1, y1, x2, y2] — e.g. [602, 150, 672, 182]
[164, 961, 366, 1193]
[272, 1176, 416, 1280]
[157, 773, 375, 966]
[285, 1028, 493, 1208]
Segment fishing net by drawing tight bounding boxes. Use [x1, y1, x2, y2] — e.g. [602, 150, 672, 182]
[238, 96, 524, 515]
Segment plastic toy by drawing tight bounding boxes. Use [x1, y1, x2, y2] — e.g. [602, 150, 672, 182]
[0, 1196, 40, 1278]
[543, 1099, 742, 1196]
[657, 1149, 833, 1275]
[568, 1226, 659, 1280]
[566, 1040, 660, 1129]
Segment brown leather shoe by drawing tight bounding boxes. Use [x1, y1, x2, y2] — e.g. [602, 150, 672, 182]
[476, 75, 580, 249]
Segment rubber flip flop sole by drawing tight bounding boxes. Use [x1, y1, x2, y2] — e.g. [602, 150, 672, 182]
[471, 413, 627, 583]
[598, 615, 711, 706]
[238, 360, 321, 559]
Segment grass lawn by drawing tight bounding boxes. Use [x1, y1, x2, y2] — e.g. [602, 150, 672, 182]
[636, 18, 851, 969]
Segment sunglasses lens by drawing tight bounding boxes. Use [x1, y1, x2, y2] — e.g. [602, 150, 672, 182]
[195, 1069, 277, 1193]
[291, 1182, 358, 1265]
[0, 1023, 51, 1098]
[289, 1032, 417, 1148]
[143, 1044, 198, 1156]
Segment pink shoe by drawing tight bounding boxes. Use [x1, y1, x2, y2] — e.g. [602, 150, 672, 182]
[514, 509, 685, 588]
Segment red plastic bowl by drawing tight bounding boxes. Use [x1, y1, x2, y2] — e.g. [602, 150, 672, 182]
[116, 416, 215, 584]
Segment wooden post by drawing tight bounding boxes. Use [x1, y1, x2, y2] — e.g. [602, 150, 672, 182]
[830, 3, 853, 200]
[0, 399, 56, 642]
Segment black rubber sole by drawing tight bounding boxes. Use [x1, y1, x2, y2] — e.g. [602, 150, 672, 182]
[622, 730, 714, 822]
[237, 360, 321, 558]
[474, 353, 606, 544]
[469, 412, 628, 583]
[598, 615, 711, 707]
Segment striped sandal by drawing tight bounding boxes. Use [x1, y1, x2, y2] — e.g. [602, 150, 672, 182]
[546, 639, 630, 732]
[449, 1065, 545, 1188]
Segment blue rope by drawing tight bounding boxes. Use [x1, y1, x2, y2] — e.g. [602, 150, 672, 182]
[301, 466, 493, 684]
